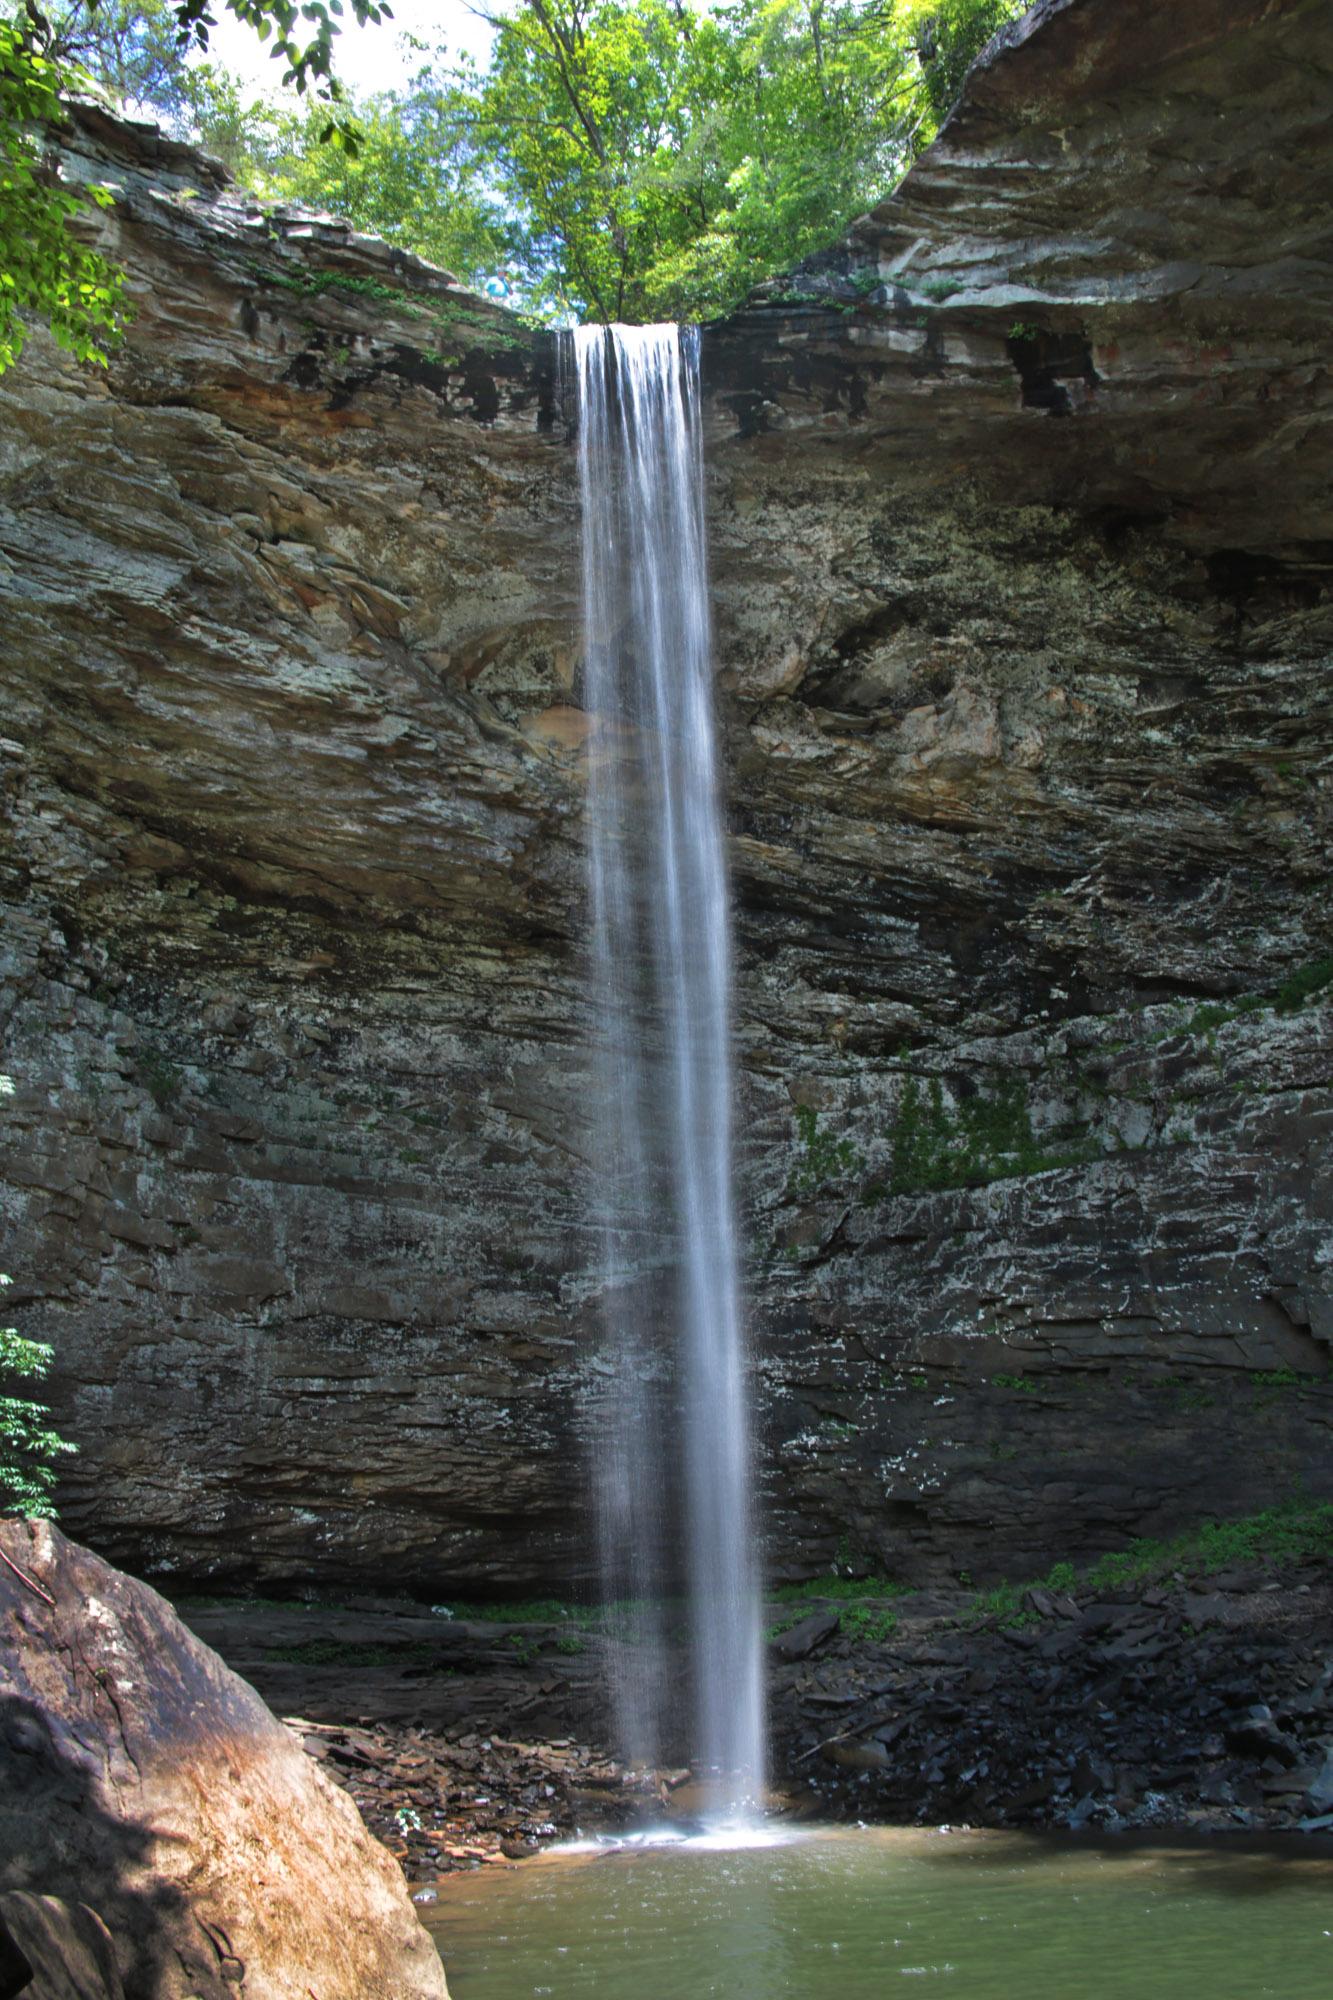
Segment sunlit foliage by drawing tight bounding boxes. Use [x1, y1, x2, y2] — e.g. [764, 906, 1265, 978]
[2, 0, 1027, 350]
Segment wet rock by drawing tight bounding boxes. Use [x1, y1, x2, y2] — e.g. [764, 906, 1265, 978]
[1304, 1750, 1333, 1815]
[827, 1739, 892, 1774]
[1007, 1774, 1056, 1811]
[1181, 1594, 1237, 1628]
[1071, 1754, 1114, 1795]
[1224, 1708, 1303, 1767]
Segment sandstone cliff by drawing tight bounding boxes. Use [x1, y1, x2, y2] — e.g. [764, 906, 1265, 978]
[0, 0, 1328, 1594]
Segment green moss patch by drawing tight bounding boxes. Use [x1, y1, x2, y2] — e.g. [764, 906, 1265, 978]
[965, 1501, 1333, 1629]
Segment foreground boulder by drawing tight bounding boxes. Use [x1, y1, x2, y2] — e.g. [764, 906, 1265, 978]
[0, 1892, 125, 2000]
[0, 1520, 448, 2000]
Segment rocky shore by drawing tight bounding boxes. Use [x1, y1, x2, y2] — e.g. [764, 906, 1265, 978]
[288, 1720, 689, 1892]
[772, 1561, 1333, 1836]
[174, 1520, 1333, 1883]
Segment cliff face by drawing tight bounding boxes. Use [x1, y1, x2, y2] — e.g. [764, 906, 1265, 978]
[704, 0, 1333, 1581]
[1, 0, 1329, 1595]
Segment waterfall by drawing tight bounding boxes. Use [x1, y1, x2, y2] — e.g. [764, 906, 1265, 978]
[573, 323, 766, 1817]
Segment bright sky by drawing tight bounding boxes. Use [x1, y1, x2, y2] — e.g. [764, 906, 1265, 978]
[199, 0, 502, 99]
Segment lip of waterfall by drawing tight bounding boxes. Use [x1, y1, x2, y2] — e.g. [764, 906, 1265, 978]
[574, 320, 766, 1822]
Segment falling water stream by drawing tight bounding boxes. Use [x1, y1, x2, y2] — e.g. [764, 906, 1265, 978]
[573, 323, 765, 1816]
[422, 326, 1333, 1997]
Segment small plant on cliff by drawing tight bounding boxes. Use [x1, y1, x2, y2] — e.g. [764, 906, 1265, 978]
[0, 1072, 76, 1517]
[1273, 955, 1333, 1013]
[886, 1071, 1098, 1196]
[962, 1502, 1333, 1628]
[139, 1044, 180, 1109]
[841, 1601, 900, 1644]
[788, 1103, 863, 1195]
[772, 1574, 912, 1606]
[0, 1277, 76, 1517]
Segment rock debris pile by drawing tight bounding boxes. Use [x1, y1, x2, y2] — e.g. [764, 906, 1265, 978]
[774, 1565, 1333, 1835]
[290, 1719, 681, 1880]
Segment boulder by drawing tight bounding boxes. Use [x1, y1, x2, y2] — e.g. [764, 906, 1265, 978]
[0, 1520, 448, 2000]
[0, 1903, 34, 1999]
[769, 1609, 840, 1661]
[1305, 1748, 1333, 1816]
[1224, 1706, 1302, 1768]
[0, 1894, 124, 2000]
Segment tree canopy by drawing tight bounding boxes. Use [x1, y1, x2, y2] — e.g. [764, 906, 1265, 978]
[0, 0, 1025, 365]
[0, 0, 388, 372]
[220, 0, 1024, 321]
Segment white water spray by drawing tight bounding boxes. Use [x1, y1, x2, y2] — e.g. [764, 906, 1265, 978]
[574, 323, 765, 1816]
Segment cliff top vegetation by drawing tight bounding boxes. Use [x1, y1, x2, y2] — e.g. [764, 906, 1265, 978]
[1, 0, 1024, 360]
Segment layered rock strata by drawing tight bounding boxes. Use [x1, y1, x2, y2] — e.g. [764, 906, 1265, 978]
[0, 0, 1329, 1595]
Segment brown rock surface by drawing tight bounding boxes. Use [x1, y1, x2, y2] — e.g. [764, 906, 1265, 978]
[0, 1893, 124, 2000]
[0, 1520, 448, 2000]
[0, 0, 1329, 1595]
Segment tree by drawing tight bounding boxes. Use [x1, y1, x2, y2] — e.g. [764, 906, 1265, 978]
[0, 1276, 76, 1518]
[0, 15, 123, 370]
[0, 0, 391, 375]
[452, 0, 973, 321]
[23, 0, 195, 119]
[466, 0, 703, 321]
[913, 0, 1025, 124]
[11, 0, 393, 107]
[633, 0, 935, 318]
[252, 77, 519, 283]
[406, 0, 1027, 321]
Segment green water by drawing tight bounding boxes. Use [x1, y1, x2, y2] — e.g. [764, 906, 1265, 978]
[426, 1827, 1333, 1999]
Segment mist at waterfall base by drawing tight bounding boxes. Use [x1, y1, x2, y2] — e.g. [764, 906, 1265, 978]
[572, 322, 765, 1821]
